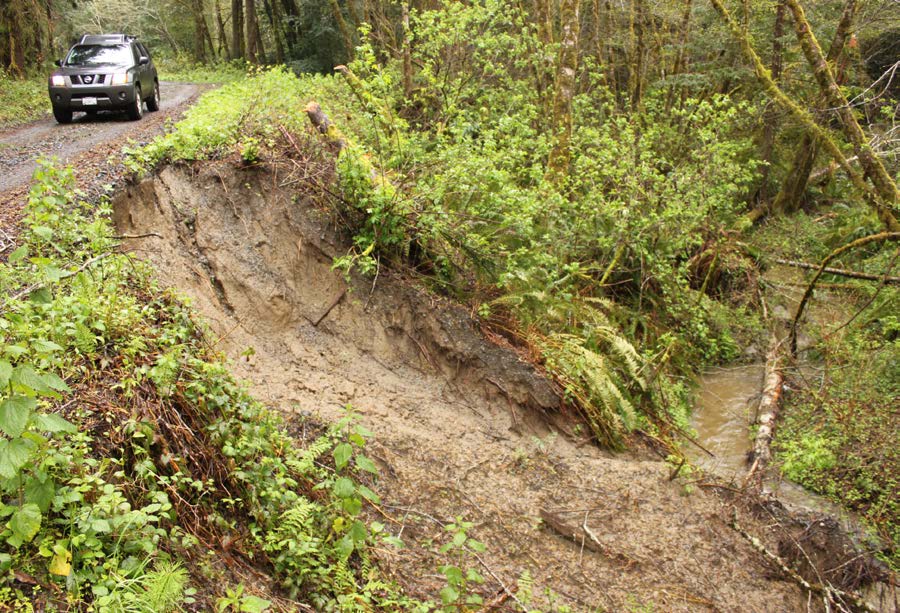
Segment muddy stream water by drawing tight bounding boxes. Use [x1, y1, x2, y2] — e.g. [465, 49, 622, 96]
[689, 364, 847, 515]
[688, 266, 862, 518]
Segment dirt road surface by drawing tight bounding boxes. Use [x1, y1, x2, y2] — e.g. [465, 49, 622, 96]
[0, 81, 205, 251]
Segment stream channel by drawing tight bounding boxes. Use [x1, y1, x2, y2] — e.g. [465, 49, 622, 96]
[689, 363, 846, 516]
[688, 265, 855, 518]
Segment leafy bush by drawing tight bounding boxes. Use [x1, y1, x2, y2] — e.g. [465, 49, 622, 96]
[0, 160, 416, 609]
[292, 3, 761, 445]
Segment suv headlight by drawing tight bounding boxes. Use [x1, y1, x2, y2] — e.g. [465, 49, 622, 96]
[110, 72, 130, 85]
[51, 75, 65, 87]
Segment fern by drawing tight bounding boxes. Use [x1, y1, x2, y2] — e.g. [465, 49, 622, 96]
[287, 434, 334, 475]
[142, 561, 190, 612]
[538, 331, 644, 448]
[100, 559, 189, 613]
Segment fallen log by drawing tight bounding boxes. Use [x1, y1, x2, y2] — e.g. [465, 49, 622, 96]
[730, 512, 879, 613]
[774, 258, 900, 284]
[744, 335, 783, 487]
[539, 509, 636, 567]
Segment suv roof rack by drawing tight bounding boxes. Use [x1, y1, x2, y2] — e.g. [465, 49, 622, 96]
[78, 34, 135, 45]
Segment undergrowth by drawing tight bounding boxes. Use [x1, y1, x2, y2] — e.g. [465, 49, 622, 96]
[0, 159, 423, 610]
[756, 204, 900, 571]
[0, 70, 49, 128]
[155, 55, 251, 84]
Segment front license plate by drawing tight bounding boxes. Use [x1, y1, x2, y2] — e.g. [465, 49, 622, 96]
[82, 97, 97, 106]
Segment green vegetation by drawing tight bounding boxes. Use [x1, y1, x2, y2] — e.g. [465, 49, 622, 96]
[774, 288, 899, 569]
[0, 159, 424, 609]
[0, 70, 48, 128]
[155, 56, 251, 84]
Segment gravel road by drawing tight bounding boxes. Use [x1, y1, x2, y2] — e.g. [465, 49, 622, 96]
[0, 81, 205, 252]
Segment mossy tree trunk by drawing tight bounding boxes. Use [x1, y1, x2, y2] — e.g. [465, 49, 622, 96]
[710, 0, 900, 233]
[547, 0, 581, 180]
[770, 0, 860, 217]
[664, 0, 693, 112]
[245, 0, 260, 63]
[755, 0, 785, 204]
[231, 0, 245, 59]
[216, 1, 231, 59]
[192, 0, 209, 63]
[785, 0, 900, 231]
[329, 0, 356, 62]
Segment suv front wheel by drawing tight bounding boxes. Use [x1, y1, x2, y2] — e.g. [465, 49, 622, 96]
[147, 81, 160, 112]
[53, 106, 73, 124]
[127, 85, 143, 121]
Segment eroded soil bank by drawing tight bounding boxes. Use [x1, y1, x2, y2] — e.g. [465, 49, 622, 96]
[111, 161, 817, 611]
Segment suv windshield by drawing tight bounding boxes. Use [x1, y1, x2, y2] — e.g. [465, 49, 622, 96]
[65, 44, 133, 66]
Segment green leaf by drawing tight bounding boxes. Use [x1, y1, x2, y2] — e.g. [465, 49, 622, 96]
[11, 365, 53, 395]
[342, 497, 362, 516]
[332, 477, 355, 498]
[333, 443, 352, 471]
[41, 373, 69, 392]
[4, 346, 27, 359]
[440, 565, 463, 584]
[348, 433, 366, 447]
[349, 520, 367, 544]
[0, 396, 36, 438]
[91, 519, 111, 533]
[28, 287, 52, 305]
[0, 361, 12, 388]
[382, 535, 404, 548]
[7, 504, 42, 548]
[357, 484, 380, 504]
[32, 340, 63, 353]
[355, 454, 378, 474]
[439, 585, 459, 604]
[0, 437, 36, 479]
[24, 476, 55, 513]
[32, 226, 53, 241]
[466, 538, 486, 552]
[239, 595, 272, 613]
[31, 413, 75, 433]
[7, 245, 27, 264]
[335, 534, 354, 559]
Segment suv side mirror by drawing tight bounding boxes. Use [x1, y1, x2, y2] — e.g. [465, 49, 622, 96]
[54, 59, 62, 67]
[138, 56, 150, 66]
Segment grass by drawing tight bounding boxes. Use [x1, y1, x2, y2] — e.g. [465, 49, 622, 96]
[0, 70, 50, 128]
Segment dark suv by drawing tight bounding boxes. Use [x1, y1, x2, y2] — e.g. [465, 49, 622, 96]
[48, 34, 160, 124]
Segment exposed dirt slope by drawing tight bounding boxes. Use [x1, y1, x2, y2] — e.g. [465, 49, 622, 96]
[112, 161, 810, 611]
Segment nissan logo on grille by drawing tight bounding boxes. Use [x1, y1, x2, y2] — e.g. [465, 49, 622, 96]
[83, 75, 93, 84]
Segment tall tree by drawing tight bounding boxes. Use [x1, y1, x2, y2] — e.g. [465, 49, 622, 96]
[231, 0, 245, 59]
[547, 0, 581, 179]
[769, 0, 859, 216]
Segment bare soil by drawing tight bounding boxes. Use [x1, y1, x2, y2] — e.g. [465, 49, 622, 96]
[110, 156, 819, 612]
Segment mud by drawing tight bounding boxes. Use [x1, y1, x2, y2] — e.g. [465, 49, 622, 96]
[112, 161, 815, 611]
